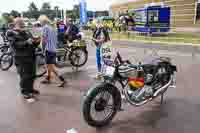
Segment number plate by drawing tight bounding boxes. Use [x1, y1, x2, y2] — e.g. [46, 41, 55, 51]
[104, 66, 115, 76]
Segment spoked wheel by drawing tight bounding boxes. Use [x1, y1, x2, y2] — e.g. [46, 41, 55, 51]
[69, 48, 88, 67]
[0, 45, 10, 56]
[35, 54, 47, 78]
[0, 53, 13, 71]
[82, 84, 119, 127]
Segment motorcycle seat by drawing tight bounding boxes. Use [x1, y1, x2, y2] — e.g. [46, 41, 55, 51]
[142, 57, 169, 66]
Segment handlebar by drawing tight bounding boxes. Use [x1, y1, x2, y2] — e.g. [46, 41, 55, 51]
[115, 52, 132, 65]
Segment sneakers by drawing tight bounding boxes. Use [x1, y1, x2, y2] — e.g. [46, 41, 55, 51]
[58, 80, 67, 87]
[22, 93, 36, 103]
[58, 76, 67, 87]
[22, 89, 40, 103]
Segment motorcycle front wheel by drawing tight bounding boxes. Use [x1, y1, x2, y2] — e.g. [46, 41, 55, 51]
[0, 53, 13, 71]
[82, 84, 119, 127]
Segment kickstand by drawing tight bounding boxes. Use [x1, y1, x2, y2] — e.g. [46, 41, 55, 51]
[160, 94, 164, 105]
[75, 67, 78, 72]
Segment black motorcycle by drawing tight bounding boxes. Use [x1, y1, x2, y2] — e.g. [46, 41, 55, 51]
[82, 52, 177, 127]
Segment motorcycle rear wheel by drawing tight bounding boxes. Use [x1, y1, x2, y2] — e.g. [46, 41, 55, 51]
[69, 48, 88, 67]
[82, 84, 119, 127]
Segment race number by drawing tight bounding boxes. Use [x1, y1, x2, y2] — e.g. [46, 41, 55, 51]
[101, 41, 113, 59]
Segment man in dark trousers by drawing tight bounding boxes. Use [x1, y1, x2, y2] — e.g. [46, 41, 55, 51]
[7, 17, 40, 102]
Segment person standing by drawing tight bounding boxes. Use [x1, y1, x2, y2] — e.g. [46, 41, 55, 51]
[6, 17, 40, 102]
[57, 20, 66, 48]
[65, 18, 80, 43]
[92, 20, 111, 79]
[38, 15, 66, 87]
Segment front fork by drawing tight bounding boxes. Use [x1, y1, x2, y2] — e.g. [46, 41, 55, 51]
[169, 74, 176, 89]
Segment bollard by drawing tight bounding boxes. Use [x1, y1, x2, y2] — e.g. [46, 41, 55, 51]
[192, 46, 196, 58]
[128, 32, 130, 39]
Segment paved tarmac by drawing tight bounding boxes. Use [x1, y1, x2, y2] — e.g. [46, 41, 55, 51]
[0, 38, 200, 133]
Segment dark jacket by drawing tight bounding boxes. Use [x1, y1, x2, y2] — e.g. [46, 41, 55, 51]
[92, 27, 110, 46]
[6, 29, 36, 57]
[66, 24, 79, 36]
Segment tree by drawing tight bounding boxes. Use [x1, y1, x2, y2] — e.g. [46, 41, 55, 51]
[66, 4, 80, 20]
[10, 10, 20, 18]
[73, 5, 80, 19]
[23, 2, 57, 20]
[40, 2, 56, 20]
[24, 2, 40, 19]
[28, 2, 38, 12]
[41, 2, 51, 11]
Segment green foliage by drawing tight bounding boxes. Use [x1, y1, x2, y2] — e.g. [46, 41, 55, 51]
[2, 13, 14, 23]
[10, 10, 20, 18]
[23, 2, 59, 20]
[1, 1, 79, 22]
[66, 4, 80, 20]
[29, 2, 38, 11]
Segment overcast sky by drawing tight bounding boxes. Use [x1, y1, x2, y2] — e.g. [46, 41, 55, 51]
[0, 0, 118, 13]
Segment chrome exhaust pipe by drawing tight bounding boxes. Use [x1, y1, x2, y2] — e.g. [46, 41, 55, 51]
[124, 75, 174, 107]
[124, 88, 151, 107]
[153, 76, 173, 97]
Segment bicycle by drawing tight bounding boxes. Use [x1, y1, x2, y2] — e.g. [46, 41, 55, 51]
[0, 33, 11, 56]
[0, 47, 47, 78]
[56, 39, 88, 68]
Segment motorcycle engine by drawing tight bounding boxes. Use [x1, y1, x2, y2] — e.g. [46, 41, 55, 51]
[145, 74, 153, 83]
[155, 66, 170, 84]
[127, 85, 154, 102]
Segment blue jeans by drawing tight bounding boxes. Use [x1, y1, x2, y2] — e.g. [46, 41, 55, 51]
[96, 47, 101, 72]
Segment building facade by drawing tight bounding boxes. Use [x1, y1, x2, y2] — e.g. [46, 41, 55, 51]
[110, 0, 199, 27]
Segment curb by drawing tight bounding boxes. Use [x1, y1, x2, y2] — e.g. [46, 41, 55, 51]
[112, 39, 200, 47]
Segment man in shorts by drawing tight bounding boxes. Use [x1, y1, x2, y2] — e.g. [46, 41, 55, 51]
[38, 15, 66, 87]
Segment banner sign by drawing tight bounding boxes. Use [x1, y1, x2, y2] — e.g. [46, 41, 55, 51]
[79, 0, 88, 25]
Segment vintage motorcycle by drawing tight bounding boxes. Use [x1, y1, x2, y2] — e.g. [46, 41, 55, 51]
[82, 52, 177, 127]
